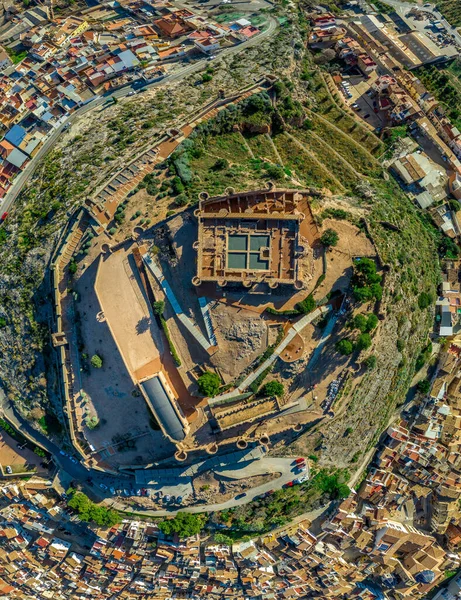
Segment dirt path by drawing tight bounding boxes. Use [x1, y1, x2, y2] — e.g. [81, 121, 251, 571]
[284, 133, 346, 192]
[306, 108, 381, 166]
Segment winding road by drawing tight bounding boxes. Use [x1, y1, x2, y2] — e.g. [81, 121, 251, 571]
[0, 16, 317, 517]
[0, 16, 278, 215]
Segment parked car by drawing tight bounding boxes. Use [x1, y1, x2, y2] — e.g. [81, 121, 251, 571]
[164, 494, 171, 502]
[109, 487, 115, 494]
[235, 492, 247, 500]
[59, 450, 67, 456]
[5, 466, 12, 474]
[1, 212, 8, 222]
[127, 90, 135, 96]
[294, 457, 305, 465]
[69, 457, 78, 464]
[364, 113, 370, 119]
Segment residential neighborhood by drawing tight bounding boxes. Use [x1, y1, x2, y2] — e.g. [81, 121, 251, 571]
[0, 0, 263, 199]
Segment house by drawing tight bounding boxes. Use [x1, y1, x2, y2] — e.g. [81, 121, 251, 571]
[194, 37, 220, 55]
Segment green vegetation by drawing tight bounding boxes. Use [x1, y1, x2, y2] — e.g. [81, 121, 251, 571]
[68, 260, 78, 275]
[320, 228, 339, 247]
[85, 416, 100, 430]
[363, 355, 377, 370]
[417, 379, 431, 394]
[414, 61, 461, 129]
[159, 512, 206, 537]
[349, 313, 378, 333]
[418, 291, 434, 310]
[215, 468, 350, 534]
[336, 339, 354, 355]
[153, 300, 165, 315]
[67, 490, 120, 527]
[356, 333, 372, 352]
[159, 315, 181, 366]
[296, 294, 316, 314]
[352, 258, 383, 304]
[197, 372, 221, 397]
[91, 354, 103, 369]
[260, 380, 284, 398]
[5, 46, 28, 64]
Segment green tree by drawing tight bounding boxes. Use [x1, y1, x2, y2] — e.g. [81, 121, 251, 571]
[197, 371, 221, 397]
[172, 176, 185, 195]
[417, 379, 431, 394]
[336, 339, 354, 355]
[370, 283, 383, 301]
[353, 286, 373, 303]
[260, 380, 284, 398]
[365, 313, 378, 332]
[214, 533, 233, 545]
[91, 354, 103, 368]
[356, 333, 372, 352]
[350, 314, 367, 332]
[320, 228, 339, 247]
[159, 512, 205, 537]
[154, 300, 165, 315]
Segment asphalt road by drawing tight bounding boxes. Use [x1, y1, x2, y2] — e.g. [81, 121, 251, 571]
[0, 391, 306, 514]
[0, 16, 278, 215]
[0, 17, 290, 515]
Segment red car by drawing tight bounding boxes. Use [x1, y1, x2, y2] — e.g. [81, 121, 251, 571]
[294, 457, 305, 465]
[0, 212, 7, 222]
[285, 481, 294, 488]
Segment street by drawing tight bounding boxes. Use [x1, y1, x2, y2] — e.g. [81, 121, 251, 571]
[0, 16, 277, 215]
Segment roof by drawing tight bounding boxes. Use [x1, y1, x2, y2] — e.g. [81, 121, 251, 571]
[140, 375, 186, 442]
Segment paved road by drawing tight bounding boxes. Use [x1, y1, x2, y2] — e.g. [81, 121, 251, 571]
[0, 390, 307, 514]
[106, 457, 309, 516]
[0, 17, 285, 514]
[0, 16, 277, 215]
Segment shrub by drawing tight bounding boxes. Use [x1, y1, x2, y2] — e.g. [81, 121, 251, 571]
[212, 158, 229, 171]
[91, 354, 103, 369]
[202, 73, 212, 82]
[260, 381, 284, 398]
[336, 339, 354, 355]
[174, 194, 189, 207]
[296, 294, 315, 314]
[197, 372, 221, 397]
[265, 164, 285, 180]
[418, 292, 433, 309]
[68, 260, 78, 275]
[363, 355, 377, 370]
[320, 228, 339, 247]
[154, 300, 165, 315]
